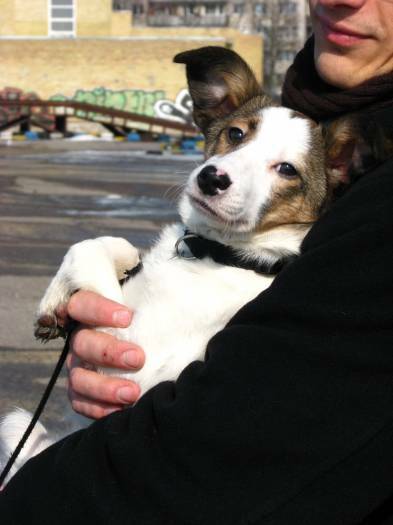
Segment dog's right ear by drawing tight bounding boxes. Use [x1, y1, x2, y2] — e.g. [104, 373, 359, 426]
[174, 46, 261, 133]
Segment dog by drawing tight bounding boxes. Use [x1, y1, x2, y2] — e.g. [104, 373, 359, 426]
[0, 46, 354, 483]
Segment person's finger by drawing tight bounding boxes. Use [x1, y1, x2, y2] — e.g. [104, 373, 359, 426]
[66, 290, 132, 328]
[71, 328, 145, 370]
[68, 390, 124, 420]
[68, 366, 140, 406]
[65, 350, 78, 372]
[54, 304, 68, 328]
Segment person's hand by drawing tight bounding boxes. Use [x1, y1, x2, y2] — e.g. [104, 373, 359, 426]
[59, 290, 145, 419]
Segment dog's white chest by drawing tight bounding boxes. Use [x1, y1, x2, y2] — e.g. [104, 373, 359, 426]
[109, 224, 272, 394]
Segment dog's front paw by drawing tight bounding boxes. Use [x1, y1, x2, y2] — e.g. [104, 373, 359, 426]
[34, 249, 80, 342]
[34, 237, 140, 342]
[35, 285, 76, 343]
[34, 314, 67, 342]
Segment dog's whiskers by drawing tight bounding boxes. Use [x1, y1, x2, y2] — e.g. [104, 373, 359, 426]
[163, 182, 187, 204]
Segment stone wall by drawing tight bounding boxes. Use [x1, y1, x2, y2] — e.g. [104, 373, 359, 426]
[0, 1, 263, 124]
[0, 0, 132, 37]
[0, 32, 262, 122]
[0, 0, 48, 36]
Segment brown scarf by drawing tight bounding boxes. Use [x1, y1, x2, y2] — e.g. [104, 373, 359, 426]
[281, 36, 393, 122]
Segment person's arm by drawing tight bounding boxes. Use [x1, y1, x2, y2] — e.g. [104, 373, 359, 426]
[64, 291, 144, 417]
[2, 159, 393, 524]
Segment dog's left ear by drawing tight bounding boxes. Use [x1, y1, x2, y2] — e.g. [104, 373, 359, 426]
[323, 116, 358, 187]
[174, 46, 261, 133]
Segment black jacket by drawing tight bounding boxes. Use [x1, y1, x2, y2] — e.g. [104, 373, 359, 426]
[1, 115, 393, 524]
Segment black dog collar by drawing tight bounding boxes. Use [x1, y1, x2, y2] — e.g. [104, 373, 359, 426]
[175, 230, 296, 276]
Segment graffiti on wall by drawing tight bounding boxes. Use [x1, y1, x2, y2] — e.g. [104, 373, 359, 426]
[51, 87, 165, 117]
[0, 86, 193, 132]
[154, 89, 193, 125]
[51, 87, 193, 124]
[0, 87, 55, 131]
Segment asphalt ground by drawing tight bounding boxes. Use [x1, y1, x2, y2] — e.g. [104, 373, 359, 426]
[0, 140, 202, 434]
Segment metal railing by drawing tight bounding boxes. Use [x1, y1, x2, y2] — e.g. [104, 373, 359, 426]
[0, 98, 197, 136]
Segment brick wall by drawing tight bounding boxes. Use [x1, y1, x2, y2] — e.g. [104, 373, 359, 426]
[0, 0, 131, 37]
[77, 0, 132, 37]
[0, 0, 48, 36]
[0, 1, 263, 120]
[0, 32, 262, 102]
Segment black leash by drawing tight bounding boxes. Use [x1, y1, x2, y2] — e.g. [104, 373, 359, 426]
[0, 259, 141, 487]
[0, 329, 73, 486]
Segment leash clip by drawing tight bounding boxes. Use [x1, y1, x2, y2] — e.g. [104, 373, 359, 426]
[175, 233, 199, 260]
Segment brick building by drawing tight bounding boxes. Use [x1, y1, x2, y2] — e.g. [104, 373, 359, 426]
[0, 0, 262, 128]
[113, 0, 310, 97]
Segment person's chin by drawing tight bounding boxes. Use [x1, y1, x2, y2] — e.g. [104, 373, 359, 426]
[314, 46, 367, 89]
[315, 54, 350, 87]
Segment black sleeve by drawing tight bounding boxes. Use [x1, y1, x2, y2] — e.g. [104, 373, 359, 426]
[2, 159, 393, 525]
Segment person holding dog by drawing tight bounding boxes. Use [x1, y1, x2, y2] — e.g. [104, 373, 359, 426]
[1, 0, 393, 522]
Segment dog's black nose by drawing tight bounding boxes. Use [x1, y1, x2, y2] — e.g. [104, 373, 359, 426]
[197, 165, 231, 196]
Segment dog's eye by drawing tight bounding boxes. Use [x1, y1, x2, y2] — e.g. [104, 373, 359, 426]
[228, 127, 244, 143]
[276, 163, 299, 179]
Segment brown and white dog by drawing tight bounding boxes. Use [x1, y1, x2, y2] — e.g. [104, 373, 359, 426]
[0, 47, 354, 482]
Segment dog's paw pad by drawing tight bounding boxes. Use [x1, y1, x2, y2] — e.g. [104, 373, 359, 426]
[34, 315, 66, 342]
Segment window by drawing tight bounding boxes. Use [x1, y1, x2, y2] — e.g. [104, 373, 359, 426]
[254, 3, 266, 15]
[205, 3, 224, 15]
[113, 0, 133, 9]
[132, 4, 144, 15]
[278, 50, 296, 61]
[49, 0, 75, 37]
[279, 2, 297, 15]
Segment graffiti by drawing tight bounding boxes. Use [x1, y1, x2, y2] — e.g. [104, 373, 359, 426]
[51, 87, 166, 118]
[0, 87, 55, 131]
[154, 89, 193, 125]
[0, 86, 194, 132]
[51, 87, 193, 125]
